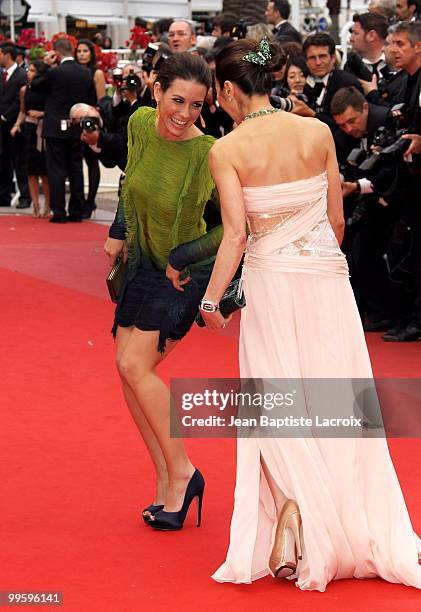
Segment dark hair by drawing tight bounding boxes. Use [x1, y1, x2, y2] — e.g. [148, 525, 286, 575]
[75, 39, 97, 73]
[29, 59, 48, 76]
[153, 18, 174, 36]
[389, 20, 421, 45]
[278, 41, 303, 57]
[156, 52, 212, 92]
[53, 38, 73, 55]
[271, 0, 291, 20]
[135, 17, 148, 28]
[331, 86, 366, 115]
[303, 33, 336, 57]
[0, 43, 17, 60]
[212, 12, 237, 35]
[15, 45, 26, 58]
[352, 12, 388, 40]
[215, 39, 286, 95]
[103, 36, 113, 49]
[213, 36, 234, 52]
[407, 0, 421, 15]
[283, 56, 309, 88]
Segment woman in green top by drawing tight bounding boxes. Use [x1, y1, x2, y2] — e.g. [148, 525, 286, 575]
[104, 53, 223, 531]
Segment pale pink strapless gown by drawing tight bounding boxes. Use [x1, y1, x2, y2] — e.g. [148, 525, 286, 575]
[212, 172, 421, 592]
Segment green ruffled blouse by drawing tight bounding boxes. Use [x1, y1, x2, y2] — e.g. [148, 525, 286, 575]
[121, 106, 219, 271]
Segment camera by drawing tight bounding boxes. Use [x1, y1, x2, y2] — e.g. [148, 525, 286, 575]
[142, 43, 171, 75]
[122, 72, 141, 91]
[295, 93, 309, 104]
[345, 52, 373, 82]
[345, 105, 410, 173]
[230, 22, 248, 39]
[142, 43, 159, 75]
[270, 94, 294, 112]
[359, 124, 410, 172]
[112, 68, 124, 87]
[80, 116, 101, 132]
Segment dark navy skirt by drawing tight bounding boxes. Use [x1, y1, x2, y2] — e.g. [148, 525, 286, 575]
[113, 261, 213, 352]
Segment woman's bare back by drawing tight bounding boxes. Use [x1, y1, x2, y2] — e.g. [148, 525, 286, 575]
[218, 112, 331, 188]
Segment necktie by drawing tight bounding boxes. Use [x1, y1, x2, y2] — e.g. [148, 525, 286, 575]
[2, 70, 7, 86]
[370, 61, 382, 80]
[310, 81, 325, 105]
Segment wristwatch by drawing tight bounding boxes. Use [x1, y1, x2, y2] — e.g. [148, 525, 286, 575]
[200, 298, 219, 313]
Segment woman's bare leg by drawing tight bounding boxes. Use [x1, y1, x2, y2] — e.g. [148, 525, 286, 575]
[28, 175, 39, 217]
[116, 326, 173, 505]
[260, 455, 287, 518]
[40, 176, 51, 217]
[117, 328, 195, 512]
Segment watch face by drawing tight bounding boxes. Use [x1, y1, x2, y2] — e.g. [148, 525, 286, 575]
[201, 301, 217, 312]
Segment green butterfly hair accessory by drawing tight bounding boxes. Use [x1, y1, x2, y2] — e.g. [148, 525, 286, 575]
[242, 37, 272, 67]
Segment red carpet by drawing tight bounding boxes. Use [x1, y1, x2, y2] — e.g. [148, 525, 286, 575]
[1, 216, 420, 611]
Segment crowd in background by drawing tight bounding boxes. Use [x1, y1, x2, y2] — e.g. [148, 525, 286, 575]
[0, 0, 420, 341]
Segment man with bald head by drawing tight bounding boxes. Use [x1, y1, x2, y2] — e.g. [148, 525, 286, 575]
[168, 20, 196, 53]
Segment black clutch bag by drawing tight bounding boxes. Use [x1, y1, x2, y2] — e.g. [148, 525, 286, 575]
[195, 278, 246, 327]
[106, 256, 128, 303]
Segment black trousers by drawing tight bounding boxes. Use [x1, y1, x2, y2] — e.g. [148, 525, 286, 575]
[350, 203, 395, 323]
[387, 208, 421, 326]
[0, 121, 31, 206]
[45, 137, 84, 217]
[83, 144, 100, 206]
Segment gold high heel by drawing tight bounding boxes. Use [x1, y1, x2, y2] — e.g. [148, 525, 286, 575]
[269, 499, 303, 579]
[32, 202, 40, 218]
[42, 204, 51, 218]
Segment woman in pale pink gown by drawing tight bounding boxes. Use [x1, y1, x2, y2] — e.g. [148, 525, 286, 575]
[198, 39, 421, 592]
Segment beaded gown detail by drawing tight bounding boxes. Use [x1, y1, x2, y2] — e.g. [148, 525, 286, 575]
[212, 172, 421, 592]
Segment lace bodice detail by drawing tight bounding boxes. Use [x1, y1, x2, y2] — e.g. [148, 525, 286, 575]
[243, 173, 343, 259]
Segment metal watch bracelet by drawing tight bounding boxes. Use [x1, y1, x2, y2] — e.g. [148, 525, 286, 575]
[200, 299, 219, 313]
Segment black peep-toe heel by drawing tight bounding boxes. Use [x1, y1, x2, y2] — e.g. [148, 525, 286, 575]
[149, 469, 204, 531]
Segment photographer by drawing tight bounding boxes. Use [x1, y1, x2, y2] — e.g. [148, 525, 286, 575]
[293, 33, 363, 131]
[347, 15, 408, 108]
[347, 13, 389, 82]
[81, 65, 145, 171]
[111, 63, 150, 121]
[381, 21, 421, 341]
[332, 86, 396, 330]
[31, 38, 96, 223]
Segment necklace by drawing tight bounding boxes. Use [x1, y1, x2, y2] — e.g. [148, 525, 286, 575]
[243, 107, 281, 121]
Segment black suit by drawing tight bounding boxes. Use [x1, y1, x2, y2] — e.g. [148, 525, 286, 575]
[98, 100, 143, 171]
[31, 59, 96, 218]
[0, 65, 30, 206]
[274, 21, 302, 44]
[304, 69, 364, 132]
[334, 103, 395, 324]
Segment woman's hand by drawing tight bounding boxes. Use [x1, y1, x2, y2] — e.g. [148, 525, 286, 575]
[104, 238, 127, 265]
[10, 125, 20, 137]
[200, 310, 232, 330]
[166, 263, 191, 292]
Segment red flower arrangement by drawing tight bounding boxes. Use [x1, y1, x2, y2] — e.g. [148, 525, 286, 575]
[125, 26, 150, 51]
[45, 32, 78, 51]
[94, 44, 118, 83]
[17, 28, 47, 49]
